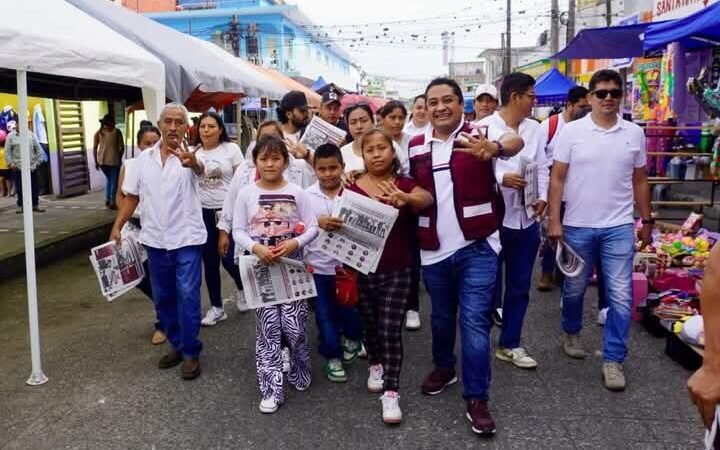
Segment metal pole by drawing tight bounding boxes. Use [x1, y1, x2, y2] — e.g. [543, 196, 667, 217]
[551, 0, 560, 67]
[505, 0, 512, 75]
[566, 0, 576, 77]
[605, 0, 612, 26]
[17, 69, 48, 386]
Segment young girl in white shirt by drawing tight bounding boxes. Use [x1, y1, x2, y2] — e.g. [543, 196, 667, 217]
[232, 135, 319, 414]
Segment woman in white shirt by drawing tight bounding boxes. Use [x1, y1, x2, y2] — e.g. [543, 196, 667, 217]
[340, 104, 376, 173]
[402, 94, 429, 138]
[193, 111, 246, 327]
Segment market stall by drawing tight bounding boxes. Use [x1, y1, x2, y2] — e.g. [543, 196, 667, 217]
[534, 68, 577, 106]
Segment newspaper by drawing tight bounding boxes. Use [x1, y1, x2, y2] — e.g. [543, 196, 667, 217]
[237, 255, 317, 309]
[514, 156, 539, 219]
[317, 189, 399, 275]
[299, 115, 346, 150]
[89, 234, 146, 302]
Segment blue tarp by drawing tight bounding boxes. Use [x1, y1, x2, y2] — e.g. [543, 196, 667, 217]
[311, 76, 327, 92]
[552, 23, 659, 60]
[534, 68, 576, 105]
[644, 2, 720, 52]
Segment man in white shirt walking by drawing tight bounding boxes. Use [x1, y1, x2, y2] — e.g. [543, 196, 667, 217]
[548, 70, 653, 391]
[111, 103, 207, 381]
[476, 72, 549, 370]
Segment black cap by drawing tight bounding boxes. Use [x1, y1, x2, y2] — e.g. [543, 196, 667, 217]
[280, 90, 309, 112]
[321, 89, 341, 106]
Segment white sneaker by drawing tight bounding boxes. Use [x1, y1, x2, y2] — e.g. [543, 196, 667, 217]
[405, 310, 421, 330]
[281, 347, 291, 373]
[201, 306, 227, 327]
[367, 364, 384, 393]
[235, 290, 249, 313]
[380, 391, 402, 424]
[495, 347, 538, 369]
[598, 307, 609, 326]
[259, 397, 279, 414]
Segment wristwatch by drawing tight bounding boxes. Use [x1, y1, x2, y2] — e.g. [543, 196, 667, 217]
[493, 140, 506, 159]
[641, 218, 655, 225]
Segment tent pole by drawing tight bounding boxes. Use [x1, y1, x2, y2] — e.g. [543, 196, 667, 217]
[17, 69, 48, 386]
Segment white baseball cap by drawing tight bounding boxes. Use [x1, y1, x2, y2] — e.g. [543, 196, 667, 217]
[474, 84, 498, 101]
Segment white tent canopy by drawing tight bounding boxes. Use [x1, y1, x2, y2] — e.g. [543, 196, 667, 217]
[0, 0, 165, 120]
[0, 0, 167, 386]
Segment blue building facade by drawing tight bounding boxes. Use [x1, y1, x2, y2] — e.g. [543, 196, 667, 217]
[146, 1, 359, 90]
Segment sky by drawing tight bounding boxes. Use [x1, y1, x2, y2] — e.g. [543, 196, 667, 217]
[289, 0, 557, 85]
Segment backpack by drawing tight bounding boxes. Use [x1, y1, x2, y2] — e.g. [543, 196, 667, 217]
[547, 113, 560, 145]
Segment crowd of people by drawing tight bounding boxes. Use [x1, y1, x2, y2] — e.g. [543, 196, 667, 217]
[109, 68, 663, 437]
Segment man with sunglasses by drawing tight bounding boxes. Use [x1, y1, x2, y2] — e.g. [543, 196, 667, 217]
[548, 69, 652, 392]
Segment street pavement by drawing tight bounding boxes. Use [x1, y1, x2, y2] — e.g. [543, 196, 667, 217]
[0, 252, 705, 450]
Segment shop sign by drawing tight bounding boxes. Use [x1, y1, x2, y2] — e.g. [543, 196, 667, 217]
[653, 0, 719, 21]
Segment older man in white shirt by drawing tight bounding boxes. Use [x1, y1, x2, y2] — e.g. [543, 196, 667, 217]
[475, 73, 549, 370]
[111, 103, 207, 381]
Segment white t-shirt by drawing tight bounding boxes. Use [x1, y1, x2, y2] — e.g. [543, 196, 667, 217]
[123, 158, 142, 218]
[195, 142, 244, 209]
[477, 112, 549, 230]
[553, 115, 647, 228]
[122, 141, 207, 250]
[403, 120, 429, 138]
[340, 140, 410, 175]
[416, 122, 504, 266]
[304, 182, 342, 275]
[538, 113, 566, 161]
[231, 182, 319, 262]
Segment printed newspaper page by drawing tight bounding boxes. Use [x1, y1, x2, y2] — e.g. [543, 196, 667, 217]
[514, 156, 539, 219]
[317, 189, 399, 275]
[237, 255, 317, 309]
[89, 235, 145, 302]
[299, 116, 346, 150]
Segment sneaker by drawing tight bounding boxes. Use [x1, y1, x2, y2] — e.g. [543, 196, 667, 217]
[235, 290, 249, 313]
[563, 333, 588, 359]
[32, 207, 46, 213]
[325, 359, 348, 382]
[380, 391, 402, 424]
[342, 337, 360, 364]
[537, 272, 555, 292]
[495, 347, 538, 369]
[597, 307, 609, 326]
[259, 397, 279, 414]
[293, 379, 311, 392]
[367, 364, 384, 393]
[151, 329, 167, 345]
[158, 350, 182, 369]
[405, 310, 421, 330]
[200, 306, 227, 327]
[492, 308, 503, 328]
[181, 357, 201, 380]
[602, 362, 626, 391]
[466, 400, 496, 436]
[281, 347, 291, 373]
[421, 367, 458, 395]
[358, 342, 368, 359]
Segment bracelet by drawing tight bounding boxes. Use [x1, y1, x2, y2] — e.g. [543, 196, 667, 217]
[641, 218, 655, 225]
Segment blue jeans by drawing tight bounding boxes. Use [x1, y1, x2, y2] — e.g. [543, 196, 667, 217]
[312, 274, 362, 360]
[561, 224, 634, 363]
[423, 239, 498, 401]
[100, 164, 120, 203]
[146, 245, 203, 358]
[495, 224, 541, 349]
[201, 208, 243, 308]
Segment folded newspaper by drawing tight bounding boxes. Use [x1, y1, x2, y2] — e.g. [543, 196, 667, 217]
[317, 189, 399, 275]
[513, 156, 539, 219]
[237, 255, 317, 309]
[299, 116, 346, 150]
[89, 232, 146, 302]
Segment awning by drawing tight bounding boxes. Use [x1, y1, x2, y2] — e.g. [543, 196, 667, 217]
[535, 68, 577, 105]
[644, 2, 720, 52]
[66, 0, 253, 110]
[251, 65, 322, 108]
[552, 23, 661, 60]
[311, 76, 328, 92]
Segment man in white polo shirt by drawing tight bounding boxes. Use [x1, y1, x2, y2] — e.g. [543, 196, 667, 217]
[548, 69, 652, 391]
[111, 103, 207, 381]
[476, 72, 549, 370]
[473, 84, 499, 122]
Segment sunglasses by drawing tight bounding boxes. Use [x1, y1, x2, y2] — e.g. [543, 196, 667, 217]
[592, 89, 623, 100]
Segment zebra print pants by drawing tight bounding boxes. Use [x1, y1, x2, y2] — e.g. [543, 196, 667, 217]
[255, 300, 311, 403]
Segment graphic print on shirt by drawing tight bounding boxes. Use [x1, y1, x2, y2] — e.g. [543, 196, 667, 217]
[200, 158, 224, 189]
[249, 194, 303, 256]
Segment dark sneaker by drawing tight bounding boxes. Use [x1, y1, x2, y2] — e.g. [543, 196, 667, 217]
[466, 400, 496, 436]
[421, 367, 458, 395]
[158, 350, 182, 369]
[181, 357, 201, 380]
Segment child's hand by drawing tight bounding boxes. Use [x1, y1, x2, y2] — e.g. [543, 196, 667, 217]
[271, 239, 299, 259]
[252, 244, 276, 265]
[318, 215, 344, 232]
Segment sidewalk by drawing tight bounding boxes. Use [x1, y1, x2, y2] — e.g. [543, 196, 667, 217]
[0, 191, 115, 281]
